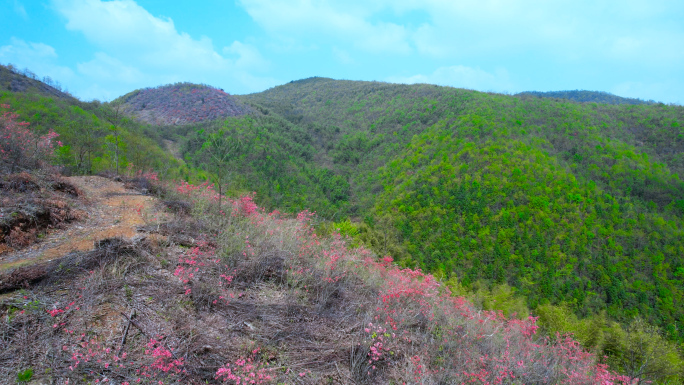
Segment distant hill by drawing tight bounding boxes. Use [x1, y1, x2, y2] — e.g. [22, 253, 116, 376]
[516, 90, 657, 105]
[0, 63, 77, 101]
[115, 83, 251, 125]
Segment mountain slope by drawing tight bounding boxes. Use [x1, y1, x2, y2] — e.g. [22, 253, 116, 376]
[116, 83, 251, 125]
[0, 175, 639, 384]
[0, 64, 77, 101]
[0, 77, 183, 178]
[237, 79, 684, 343]
[516, 90, 657, 105]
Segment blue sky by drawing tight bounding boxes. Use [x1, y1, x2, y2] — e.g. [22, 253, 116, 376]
[1, 0, 683, 103]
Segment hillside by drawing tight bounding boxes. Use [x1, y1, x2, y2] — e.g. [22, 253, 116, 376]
[516, 90, 657, 105]
[0, 81, 184, 179]
[232, 79, 684, 345]
[0, 173, 641, 384]
[0, 64, 77, 102]
[116, 83, 251, 126]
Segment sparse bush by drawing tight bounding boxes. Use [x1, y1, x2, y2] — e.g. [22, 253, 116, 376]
[0, 104, 60, 173]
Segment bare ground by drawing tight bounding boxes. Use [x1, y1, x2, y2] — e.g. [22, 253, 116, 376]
[0, 176, 160, 271]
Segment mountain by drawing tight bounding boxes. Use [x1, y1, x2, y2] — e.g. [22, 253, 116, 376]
[115, 83, 251, 126]
[516, 90, 658, 105]
[0, 63, 77, 101]
[230, 78, 684, 344]
[2, 67, 684, 381]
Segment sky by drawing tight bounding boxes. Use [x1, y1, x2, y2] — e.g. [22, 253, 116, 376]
[1, 0, 683, 103]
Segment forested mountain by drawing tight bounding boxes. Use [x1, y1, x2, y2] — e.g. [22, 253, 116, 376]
[113, 77, 684, 346]
[234, 78, 684, 345]
[516, 90, 657, 105]
[117, 76, 684, 347]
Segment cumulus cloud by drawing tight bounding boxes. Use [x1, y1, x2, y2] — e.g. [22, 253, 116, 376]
[237, 0, 684, 68]
[0, 37, 75, 83]
[388, 65, 514, 93]
[47, 0, 277, 99]
[238, 0, 411, 54]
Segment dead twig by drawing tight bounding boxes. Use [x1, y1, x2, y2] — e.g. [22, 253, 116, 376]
[119, 312, 179, 359]
[118, 309, 136, 356]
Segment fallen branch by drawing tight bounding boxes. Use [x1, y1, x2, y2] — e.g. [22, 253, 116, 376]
[118, 310, 136, 356]
[119, 311, 179, 359]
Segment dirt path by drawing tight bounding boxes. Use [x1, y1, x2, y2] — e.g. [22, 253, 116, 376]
[0, 176, 159, 271]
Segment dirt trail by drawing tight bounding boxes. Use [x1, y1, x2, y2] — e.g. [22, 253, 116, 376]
[0, 176, 158, 270]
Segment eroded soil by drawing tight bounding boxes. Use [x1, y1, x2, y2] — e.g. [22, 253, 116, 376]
[0, 176, 159, 271]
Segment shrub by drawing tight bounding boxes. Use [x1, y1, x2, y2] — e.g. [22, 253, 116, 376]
[0, 104, 60, 173]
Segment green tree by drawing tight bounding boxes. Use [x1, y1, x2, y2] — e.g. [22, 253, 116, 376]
[100, 101, 126, 175]
[198, 123, 244, 210]
[604, 318, 683, 384]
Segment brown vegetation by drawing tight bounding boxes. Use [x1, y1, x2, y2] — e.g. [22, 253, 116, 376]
[0, 172, 84, 255]
[117, 83, 251, 126]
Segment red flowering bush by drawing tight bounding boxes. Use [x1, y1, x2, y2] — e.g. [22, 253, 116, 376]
[0, 104, 60, 172]
[215, 348, 273, 384]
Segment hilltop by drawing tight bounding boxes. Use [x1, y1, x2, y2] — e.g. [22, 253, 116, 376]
[516, 90, 657, 105]
[0, 64, 77, 101]
[116, 83, 251, 126]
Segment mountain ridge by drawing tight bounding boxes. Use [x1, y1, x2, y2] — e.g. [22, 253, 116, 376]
[516, 89, 658, 105]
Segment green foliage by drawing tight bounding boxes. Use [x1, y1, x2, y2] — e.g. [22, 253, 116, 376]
[239, 79, 684, 349]
[516, 90, 657, 105]
[16, 368, 33, 383]
[0, 90, 184, 178]
[178, 114, 350, 217]
[537, 305, 684, 383]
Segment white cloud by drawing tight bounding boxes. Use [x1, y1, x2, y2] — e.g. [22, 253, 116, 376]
[46, 0, 277, 99]
[0, 37, 75, 83]
[238, 0, 411, 54]
[237, 0, 684, 68]
[52, 0, 227, 70]
[223, 41, 270, 72]
[388, 65, 514, 93]
[77, 52, 144, 83]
